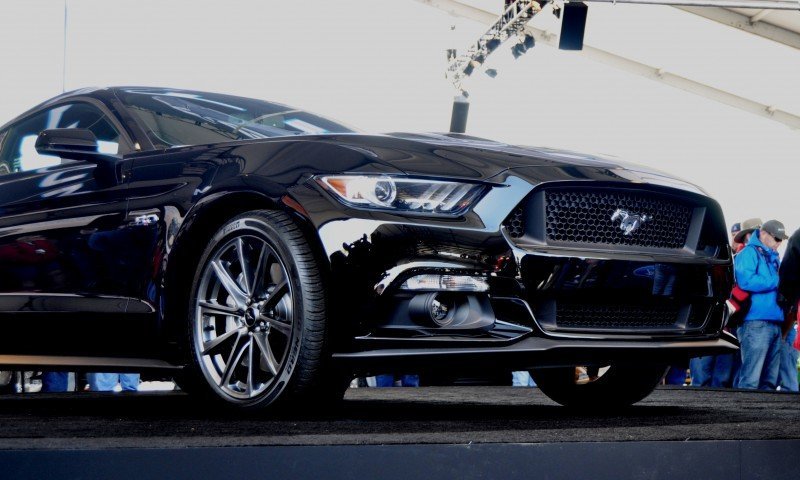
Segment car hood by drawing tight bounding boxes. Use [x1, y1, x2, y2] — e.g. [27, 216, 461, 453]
[315, 132, 706, 195]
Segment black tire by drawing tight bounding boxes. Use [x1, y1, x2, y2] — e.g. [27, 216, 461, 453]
[181, 210, 335, 410]
[530, 364, 667, 410]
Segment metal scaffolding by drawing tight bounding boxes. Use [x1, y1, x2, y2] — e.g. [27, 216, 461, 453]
[417, 0, 800, 130]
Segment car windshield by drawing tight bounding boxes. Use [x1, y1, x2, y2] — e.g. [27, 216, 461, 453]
[115, 88, 357, 149]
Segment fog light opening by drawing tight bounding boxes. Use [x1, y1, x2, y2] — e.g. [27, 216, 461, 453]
[428, 293, 457, 327]
[407, 292, 496, 330]
[430, 296, 450, 324]
[409, 292, 457, 327]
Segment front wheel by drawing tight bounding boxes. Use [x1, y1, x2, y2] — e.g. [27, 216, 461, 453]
[531, 364, 667, 410]
[183, 210, 333, 410]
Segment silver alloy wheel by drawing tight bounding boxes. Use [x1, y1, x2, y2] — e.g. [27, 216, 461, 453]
[193, 234, 293, 401]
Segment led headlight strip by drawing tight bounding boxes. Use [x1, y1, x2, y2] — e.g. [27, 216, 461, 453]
[317, 175, 486, 216]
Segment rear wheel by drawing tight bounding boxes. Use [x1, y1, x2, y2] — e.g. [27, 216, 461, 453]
[531, 364, 667, 410]
[183, 210, 336, 410]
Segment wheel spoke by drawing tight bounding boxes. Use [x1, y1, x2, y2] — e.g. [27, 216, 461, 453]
[202, 327, 242, 357]
[199, 301, 240, 317]
[250, 241, 268, 297]
[261, 313, 292, 337]
[253, 331, 279, 376]
[211, 260, 249, 308]
[236, 238, 251, 296]
[221, 331, 249, 387]
[263, 280, 289, 310]
[246, 338, 255, 397]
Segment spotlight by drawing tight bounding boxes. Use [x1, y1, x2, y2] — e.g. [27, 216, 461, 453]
[523, 34, 535, 50]
[511, 43, 525, 59]
[463, 62, 475, 76]
[474, 53, 485, 65]
[485, 38, 501, 52]
[484, 68, 498, 78]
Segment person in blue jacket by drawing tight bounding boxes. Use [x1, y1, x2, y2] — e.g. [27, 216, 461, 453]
[734, 220, 789, 390]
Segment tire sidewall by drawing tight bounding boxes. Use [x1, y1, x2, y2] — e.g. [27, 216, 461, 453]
[187, 214, 308, 409]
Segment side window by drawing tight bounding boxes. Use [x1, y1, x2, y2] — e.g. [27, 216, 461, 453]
[0, 130, 9, 176]
[0, 103, 121, 175]
[56, 103, 120, 154]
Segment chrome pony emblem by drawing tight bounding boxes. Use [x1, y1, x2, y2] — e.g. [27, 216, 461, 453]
[611, 209, 650, 236]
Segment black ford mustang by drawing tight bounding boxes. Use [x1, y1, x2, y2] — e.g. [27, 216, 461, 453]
[0, 87, 735, 409]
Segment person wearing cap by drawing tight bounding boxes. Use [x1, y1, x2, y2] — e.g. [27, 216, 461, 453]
[689, 220, 760, 388]
[733, 218, 762, 254]
[778, 227, 800, 391]
[734, 219, 788, 390]
[730, 222, 741, 246]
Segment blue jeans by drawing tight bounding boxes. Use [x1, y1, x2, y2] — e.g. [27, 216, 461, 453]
[664, 365, 687, 385]
[41, 372, 70, 392]
[375, 374, 419, 387]
[690, 354, 738, 387]
[778, 328, 799, 391]
[736, 321, 782, 390]
[511, 371, 536, 387]
[87, 373, 140, 391]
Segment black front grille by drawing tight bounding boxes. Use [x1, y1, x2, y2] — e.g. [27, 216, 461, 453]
[555, 303, 679, 330]
[505, 206, 525, 238]
[545, 189, 693, 249]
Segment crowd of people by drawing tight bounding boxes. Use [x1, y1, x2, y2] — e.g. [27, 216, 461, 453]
[689, 218, 800, 391]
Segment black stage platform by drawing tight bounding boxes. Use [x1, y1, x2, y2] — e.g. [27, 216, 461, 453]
[2, 386, 799, 479]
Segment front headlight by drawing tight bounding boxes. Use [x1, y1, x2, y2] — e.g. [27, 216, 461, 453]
[317, 175, 486, 216]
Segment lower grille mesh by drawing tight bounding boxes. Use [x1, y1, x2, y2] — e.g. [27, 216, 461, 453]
[555, 303, 679, 330]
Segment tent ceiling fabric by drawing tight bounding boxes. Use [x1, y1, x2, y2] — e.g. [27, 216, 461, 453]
[676, 6, 800, 49]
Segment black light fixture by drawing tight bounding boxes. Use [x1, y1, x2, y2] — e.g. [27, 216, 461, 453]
[485, 38, 501, 53]
[463, 62, 475, 76]
[511, 43, 525, 59]
[511, 33, 535, 60]
[523, 33, 535, 50]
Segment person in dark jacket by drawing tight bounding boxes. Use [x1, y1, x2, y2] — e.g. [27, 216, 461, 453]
[780, 228, 800, 310]
[735, 220, 788, 390]
[778, 228, 800, 391]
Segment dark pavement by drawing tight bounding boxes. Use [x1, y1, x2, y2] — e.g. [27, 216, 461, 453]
[0, 386, 798, 450]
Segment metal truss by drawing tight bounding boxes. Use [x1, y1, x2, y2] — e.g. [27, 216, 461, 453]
[445, 0, 543, 91]
[417, 0, 800, 130]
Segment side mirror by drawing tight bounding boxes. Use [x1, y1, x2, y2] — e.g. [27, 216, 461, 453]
[35, 128, 100, 160]
[35, 128, 122, 184]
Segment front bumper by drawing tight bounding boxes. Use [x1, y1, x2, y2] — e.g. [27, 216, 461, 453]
[333, 332, 739, 374]
[290, 172, 735, 374]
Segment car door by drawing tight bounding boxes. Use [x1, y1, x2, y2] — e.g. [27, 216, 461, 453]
[0, 101, 150, 357]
